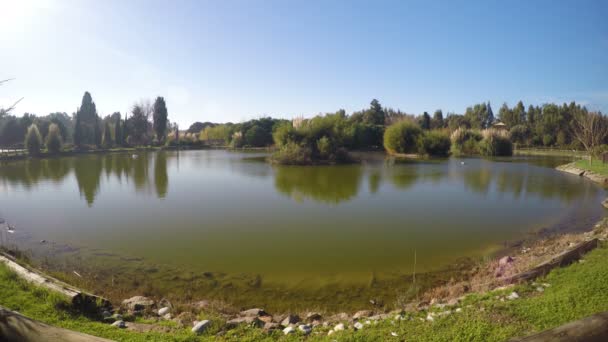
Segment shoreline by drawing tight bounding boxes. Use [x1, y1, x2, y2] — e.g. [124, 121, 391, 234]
[556, 162, 608, 187]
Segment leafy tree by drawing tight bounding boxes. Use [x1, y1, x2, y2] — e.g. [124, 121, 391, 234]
[25, 124, 42, 155]
[102, 121, 113, 148]
[45, 123, 63, 153]
[418, 130, 451, 156]
[383, 120, 422, 154]
[188, 121, 215, 133]
[244, 125, 271, 147]
[431, 110, 444, 129]
[0, 117, 22, 146]
[113, 112, 123, 146]
[364, 99, 385, 126]
[128, 104, 150, 145]
[73, 92, 100, 147]
[153, 96, 168, 143]
[420, 112, 431, 130]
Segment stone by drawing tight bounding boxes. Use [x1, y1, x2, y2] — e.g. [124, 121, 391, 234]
[101, 310, 112, 318]
[328, 330, 335, 336]
[601, 198, 608, 209]
[305, 312, 322, 322]
[536, 287, 545, 292]
[226, 316, 263, 328]
[283, 326, 295, 335]
[111, 313, 123, 320]
[280, 314, 300, 327]
[426, 314, 434, 322]
[353, 310, 373, 320]
[298, 324, 312, 335]
[191, 320, 211, 334]
[507, 292, 520, 300]
[263, 322, 280, 331]
[455, 308, 462, 313]
[240, 308, 267, 317]
[334, 323, 345, 331]
[122, 296, 155, 312]
[391, 332, 399, 337]
[111, 320, 126, 328]
[158, 307, 170, 316]
[353, 322, 364, 330]
[327, 312, 349, 322]
[368, 314, 390, 321]
[499, 256, 514, 266]
[163, 313, 172, 320]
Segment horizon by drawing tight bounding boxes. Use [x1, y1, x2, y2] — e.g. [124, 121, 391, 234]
[1, 0, 607, 127]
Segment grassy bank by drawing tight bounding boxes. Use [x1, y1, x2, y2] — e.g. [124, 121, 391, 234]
[574, 159, 608, 177]
[2, 239, 608, 341]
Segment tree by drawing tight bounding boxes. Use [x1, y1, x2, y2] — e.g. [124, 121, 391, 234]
[45, 123, 63, 153]
[419, 112, 431, 130]
[486, 102, 495, 127]
[73, 92, 100, 147]
[129, 103, 150, 145]
[153, 96, 168, 143]
[25, 124, 42, 155]
[364, 99, 385, 126]
[572, 112, 608, 163]
[113, 112, 123, 146]
[431, 110, 444, 129]
[102, 121, 113, 148]
[0, 117, 22, 146]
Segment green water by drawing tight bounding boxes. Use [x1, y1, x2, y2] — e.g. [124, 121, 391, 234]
[0, 151, 603, 311]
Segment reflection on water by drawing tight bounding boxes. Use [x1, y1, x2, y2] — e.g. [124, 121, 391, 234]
[0, 151, 603, 287]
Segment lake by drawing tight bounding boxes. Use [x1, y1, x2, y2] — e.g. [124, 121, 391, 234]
[0, 150, 604, 312]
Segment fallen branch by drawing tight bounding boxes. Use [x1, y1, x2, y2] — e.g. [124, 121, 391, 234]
[510, 311, 608, 341]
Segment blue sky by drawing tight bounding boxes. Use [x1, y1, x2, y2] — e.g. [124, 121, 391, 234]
[1, 0, 606, 127]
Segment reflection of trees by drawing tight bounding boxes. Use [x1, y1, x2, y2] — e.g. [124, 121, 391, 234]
[274, 165, 362, 204]
[154, 152, 168, 198]
[0, 152, 173, 205]
[368, 170, 381, 194]
[74, 156, 103, 206]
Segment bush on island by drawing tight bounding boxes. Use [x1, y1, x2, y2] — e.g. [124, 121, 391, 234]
[25, 124, 43, 156]
[45, 123, 63, 154]
[383, 120, 422, 154]
[478, 129, 513, 156]
[418, 130, 451, 156]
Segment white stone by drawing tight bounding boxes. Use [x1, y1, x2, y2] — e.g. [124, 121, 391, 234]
[111, 320, 126, 328]
[333, 323, 345, 331]
[536, 287, 544, 292]
[158, 307, 170, 316]
[191, 320, 211, 334]
[455, 308, 462, 313]
[298, 324, 312, 335]
[391, 332, 398, 337]
[426, 314, 434, 322]
[353, 322, 364, 330]
[283, 326, 295, 335]
[507, 292, 519, 300]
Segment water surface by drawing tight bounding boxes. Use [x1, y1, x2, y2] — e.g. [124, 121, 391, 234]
[0, 151, 603, 310]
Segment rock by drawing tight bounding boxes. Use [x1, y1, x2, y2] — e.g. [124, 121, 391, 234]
[101, 310, 112, 318]
[226, 316, 263, 328]
[507, 292, 520, 300]
[191, 320, 211, 334]
[446, 298, 459, 306]
[240, 308, 267, 317]
[283, 326, 295, 335]
[353, 310, 373, 320]
[328, 330, 335, 336]
[305, 312, 322, 322]
[602, 198, 608, 209]
[455, 308, 462, 313]
[158, 307, 170, 316]
[259, 315, 273, 323]
[499, 256, 514, 266]
[280, 314, 300, 327]
[263, 322, 280, 331]
[111, 320, 126, 328]
[353, 322, 364, 330]
[391, 332, 398, 337]
[368, 314, 390, 321]
[122, 296, 155, 312]
[426, 314, 434, 322]
[111, 313, 123, 320]
[298, 324, 312, 335]
[333, 323, 345, 331]
[327, 312, 349, 322]
[163, 313, 172, 320]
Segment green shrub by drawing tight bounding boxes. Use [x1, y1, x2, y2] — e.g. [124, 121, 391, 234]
[509, 124, 529, 146]
[25, 124, 42, 155]
[383, 120, 422, 154]
[316, 136, 332, 159]
[450, 128, 482, 156]
[45, 123, 63, 154]
[418, 130, 451, 156]
[272, 123, 298, 147]
[271, 142, 312, 165]
[479, 129, 513, 156]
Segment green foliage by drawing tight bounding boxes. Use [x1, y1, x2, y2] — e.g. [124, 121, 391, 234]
[102, 122, 113, 148]
[478, 129, 513, 156]
[509, 124, 529, 146]
[316, 136, 332, 158]
[419, 112, 431, 130]
[45, 123, 63, 153]
[128, 104, 149, 146]
[25, 124, 42, 155]
[74, 91, 100, 147]
[272, 123, 296, 148]
[152, 96, 168, 142]
[200, 124, 233, 145]
[271, 142, 312, 165]
[113, 113, 123, 146]
[383, 120, 422, 154]
[450, 128, 482, 156]
[418, 130, 451, 156]
[244, 125, 269, 147]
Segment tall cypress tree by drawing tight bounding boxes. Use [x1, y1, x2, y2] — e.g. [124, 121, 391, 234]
[114, 112, 122, 146]
[74, 92, 100, 147]
[153, 96, 168, 143]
